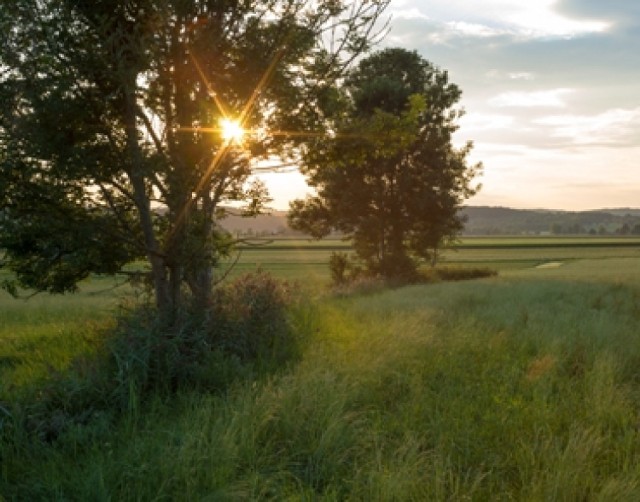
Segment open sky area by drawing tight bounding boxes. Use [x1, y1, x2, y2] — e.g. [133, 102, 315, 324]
[257, 0, 640, 212]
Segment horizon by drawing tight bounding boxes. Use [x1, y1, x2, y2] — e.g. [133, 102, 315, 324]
[259, 204, 640, 215]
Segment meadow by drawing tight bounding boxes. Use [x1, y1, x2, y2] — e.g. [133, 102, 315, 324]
[229, 235, 640, 277]
[2, 237, 640, 499]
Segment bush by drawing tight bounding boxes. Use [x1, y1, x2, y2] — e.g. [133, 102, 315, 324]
[208, 270, 300, 366]
[328, 251, 363, 286]
[331, 276, 388, 297]
[419, 266, 498, 283]
[329, 252, 350, 285]
[108, 270, 300, 399]
[7, 271, 302, 443]
[329, 259, 497, 296]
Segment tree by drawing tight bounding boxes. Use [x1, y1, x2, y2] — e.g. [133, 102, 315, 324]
[550, 223, 563, 235]
[0, 0, 389, 319]
[288, 48, 481, 278]
[618, 223, 631, 235]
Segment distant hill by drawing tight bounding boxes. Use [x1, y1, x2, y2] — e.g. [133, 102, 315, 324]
[218, 210, 291, 236]
[598, 208, 640, 217]
[460, 206, 640, 236]
[216, 206, 640, 237]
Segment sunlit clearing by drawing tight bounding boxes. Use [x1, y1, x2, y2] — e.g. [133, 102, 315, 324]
[220, 118, 245, 143]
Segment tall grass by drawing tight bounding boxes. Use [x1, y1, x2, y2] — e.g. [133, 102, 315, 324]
[3, 259, 640, 499]
[0, 276, 125, 402]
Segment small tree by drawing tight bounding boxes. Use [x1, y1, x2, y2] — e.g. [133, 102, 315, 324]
[288, 48, 481, 279]
[0, 0, 389, 320]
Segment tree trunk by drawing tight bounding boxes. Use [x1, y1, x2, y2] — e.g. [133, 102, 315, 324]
[186, 193, 214, 307]
[123, 84, 172, 318]
[430, 247, 439, 267]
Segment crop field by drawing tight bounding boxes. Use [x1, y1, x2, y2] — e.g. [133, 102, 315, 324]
[3, 236, 640, 499]
[228, 236, 640, 279]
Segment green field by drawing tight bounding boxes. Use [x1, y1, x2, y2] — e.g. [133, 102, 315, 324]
[3, 237, 640, 499]
[228, 236, 640, 279]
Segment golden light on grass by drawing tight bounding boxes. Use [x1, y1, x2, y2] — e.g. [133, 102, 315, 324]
[219, 118, 245, 144]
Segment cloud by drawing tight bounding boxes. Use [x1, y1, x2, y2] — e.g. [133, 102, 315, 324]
[459, 112, 515, 131]
[390, 0, 610, 42]
[391, 7, 430, 21]
[556, 0, 640, 30]
[489, 89, 574, 108]
[505, 1, 610, 39]
[509, 72, 535, 80]
[534, 107, 640, 146]
[445, 21, 509, 38]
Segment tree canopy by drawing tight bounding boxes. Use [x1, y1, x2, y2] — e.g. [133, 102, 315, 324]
[288, 48, 481, 279]
[0, 0, 389, 317]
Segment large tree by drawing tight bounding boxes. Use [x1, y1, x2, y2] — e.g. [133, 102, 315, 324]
[288, 48, 481, 278]
[0, 0, 389, 318]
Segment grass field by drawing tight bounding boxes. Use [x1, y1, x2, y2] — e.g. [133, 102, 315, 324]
[228, 236, 640, 279]
[2, 237, 640, 499]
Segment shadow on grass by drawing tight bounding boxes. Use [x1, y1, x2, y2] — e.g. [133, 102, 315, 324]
[331, 265, 498, 297]
[1, 271, 309, 447]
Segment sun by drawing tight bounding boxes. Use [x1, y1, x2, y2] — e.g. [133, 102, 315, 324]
[219, 118, 245, 144]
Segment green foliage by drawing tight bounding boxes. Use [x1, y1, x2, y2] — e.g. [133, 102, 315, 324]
[289, 48, 481, 280]
[328, 251, 364, 286]
[0, 0, 389, 315]
[0, 193, 138, 295]
[106, 271, 302, 405]
[328, 253, 497, 290]
[328, 251, 350, 285]
[420, 265, 498, 283]
[0, 272, 300, 451]
[208, 270, 301, 366]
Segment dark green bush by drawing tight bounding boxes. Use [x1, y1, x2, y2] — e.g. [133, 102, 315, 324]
[331, 276, 388, 297]
[329, 252, 350, 285]
[7, 271, 302, 443]
[328, 251, 363, 286]
[209, 270, 299, 366]
[329, 259, 497, 296]
[420, 266, 498, 283]
[108, 270, 300, 401]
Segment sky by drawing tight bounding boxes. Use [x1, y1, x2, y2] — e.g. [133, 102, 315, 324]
[258, 0, 640, 211]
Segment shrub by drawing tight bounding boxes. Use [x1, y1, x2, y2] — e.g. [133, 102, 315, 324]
[329, 252, 350, 285]
[419, 266, 498, 283]
[108, 270, 300, 399]
[8, 271, 302, 443]
[208, 270, 300, 366]
[328, 251, 363, 286]
[331, 276, 388, 297]
[329, 261, 497, 296]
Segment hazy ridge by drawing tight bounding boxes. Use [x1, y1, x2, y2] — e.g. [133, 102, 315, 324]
[218, 206, 640, 236]
[460, 206, 640, 235]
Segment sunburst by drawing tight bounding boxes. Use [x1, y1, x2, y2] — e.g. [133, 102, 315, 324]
[219, 118, 245, 144]
[171, 35, 358, 243]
